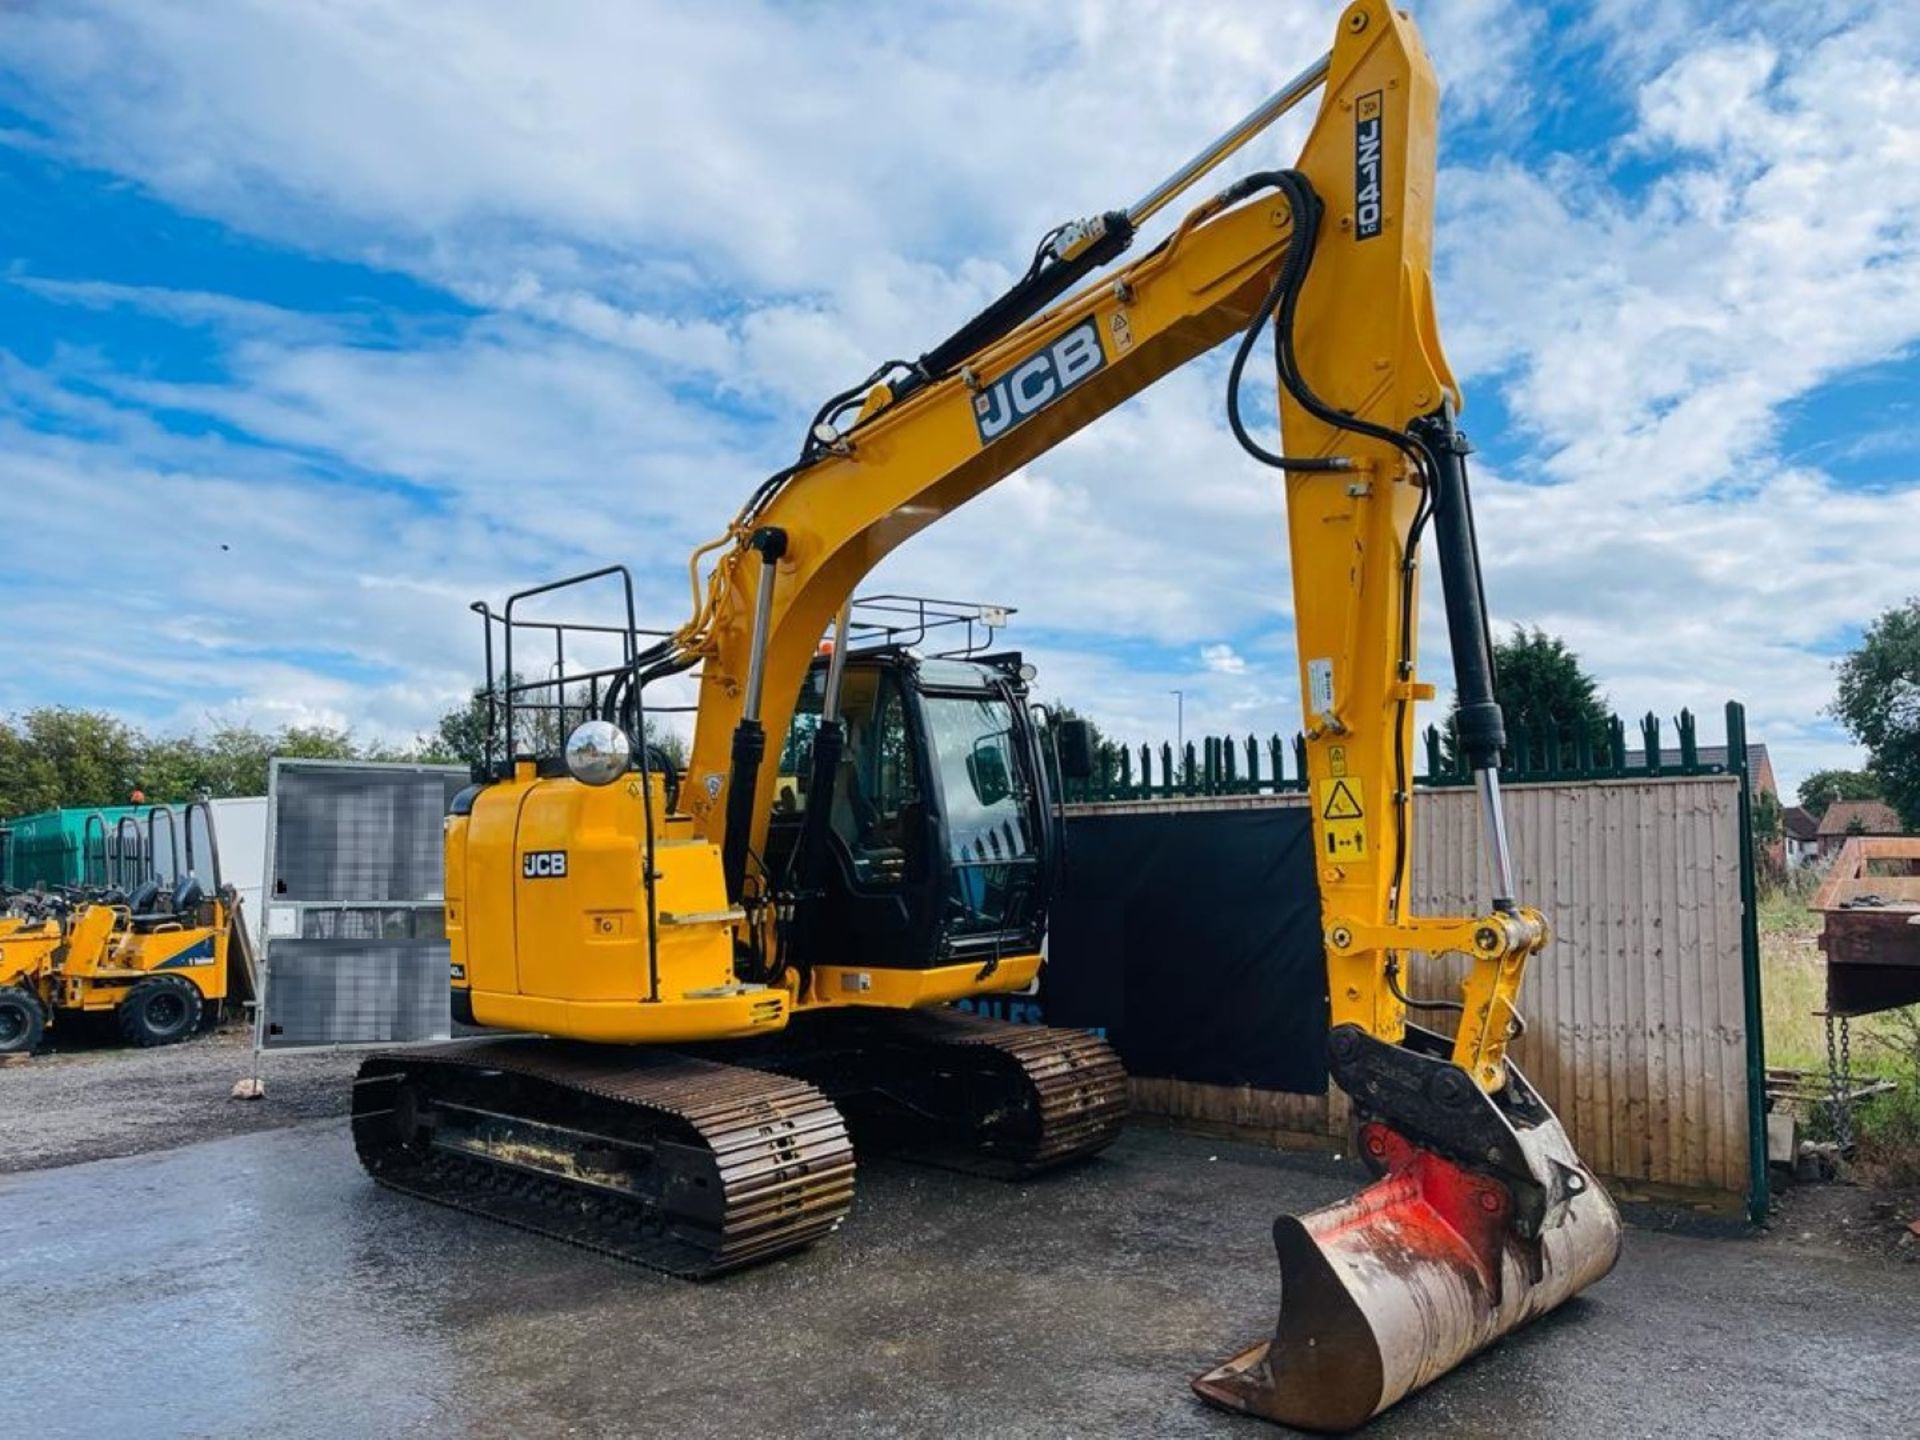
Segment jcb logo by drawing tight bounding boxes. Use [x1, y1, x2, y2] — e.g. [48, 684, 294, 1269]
[973, 318, 1106, 444]
[1354, 90, 1384, 241]
[522, 850, 568, 879]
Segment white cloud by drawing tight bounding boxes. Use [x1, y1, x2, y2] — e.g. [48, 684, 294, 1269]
[0, 0, 1913, 804]
[1201, 643, 1249, 675]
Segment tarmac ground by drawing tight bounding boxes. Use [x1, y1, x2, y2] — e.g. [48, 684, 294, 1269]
[2, 1089, 1916, 1440]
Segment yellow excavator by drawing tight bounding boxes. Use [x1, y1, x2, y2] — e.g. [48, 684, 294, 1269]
[352, 2, 1620, 1427]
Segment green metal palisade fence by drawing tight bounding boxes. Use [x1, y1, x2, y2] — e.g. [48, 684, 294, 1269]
[1061, 704, 1736, 803]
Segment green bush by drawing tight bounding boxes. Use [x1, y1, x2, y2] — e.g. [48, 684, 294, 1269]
[1855, 1008, 1920, 1185]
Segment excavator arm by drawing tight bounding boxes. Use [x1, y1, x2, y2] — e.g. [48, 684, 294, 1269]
[672, 1, 1513, 1084]
[633, 0, 1617, 1427]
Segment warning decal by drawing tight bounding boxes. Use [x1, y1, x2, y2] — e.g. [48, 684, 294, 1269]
[1317, 777, 1368, 859]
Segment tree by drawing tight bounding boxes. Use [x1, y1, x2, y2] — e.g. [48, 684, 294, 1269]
[185, 724, 358, 798]
[1750, 788, 1785, 891]
[0, 706, 475, 814]
[0, 708, 145, 814]
[1441, 627, 1608, 771]
[422, 683, 691, 773]
[1037, 700, 1119, 773]
[1832, 598, 1920, 830]
[645, 725, 690, 770]
[417, 686, 497, 769]
[1794, 767, 1881, 822]
[1039, 702, 1109, 753]
[136, 734, 215, 804]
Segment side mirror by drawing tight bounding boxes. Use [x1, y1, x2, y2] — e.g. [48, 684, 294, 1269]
[564, 720, 633, 786]
[1055, 719, 1095, 780]
[966, 741, 1013, 808]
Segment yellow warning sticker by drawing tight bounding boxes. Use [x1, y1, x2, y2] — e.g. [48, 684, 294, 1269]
[1318, 777, 1367, 859]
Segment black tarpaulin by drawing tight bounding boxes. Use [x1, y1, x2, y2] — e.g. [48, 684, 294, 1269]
[1034, 805, 1329, 1094]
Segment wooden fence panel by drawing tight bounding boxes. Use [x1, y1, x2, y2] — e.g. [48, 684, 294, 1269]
[1410, 776, 1749, 1203]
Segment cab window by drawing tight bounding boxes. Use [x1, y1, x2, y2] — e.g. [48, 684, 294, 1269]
[777, 667, 924, 888]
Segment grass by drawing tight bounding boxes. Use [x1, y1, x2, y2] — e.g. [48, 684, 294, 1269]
[1760, 884, 1915, 1078]
[1759, 885, 1834, 1073]
[1758, 881, 1920, 1180]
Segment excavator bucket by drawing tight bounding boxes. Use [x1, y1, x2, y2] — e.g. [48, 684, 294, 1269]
[1194, 1119, 1621, 1432]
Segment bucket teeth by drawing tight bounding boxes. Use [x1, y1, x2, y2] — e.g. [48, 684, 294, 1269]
[1194, 1120, 1621, 1432]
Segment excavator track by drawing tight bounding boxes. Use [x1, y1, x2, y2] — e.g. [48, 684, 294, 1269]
[884, 1009, 1129, 1175]
[351, 1038, 855, 1278]
[716, 1008, 1129, 1178]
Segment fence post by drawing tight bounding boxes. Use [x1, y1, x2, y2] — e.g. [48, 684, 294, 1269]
[1678, 707, 1699, 770]
[1642, 711, 1662, 775]
[1727, 700, 1769, 1225]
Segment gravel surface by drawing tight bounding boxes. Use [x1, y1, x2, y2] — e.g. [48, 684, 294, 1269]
[4, 1123, 1918, 1439]
[0, 1026, 358, 1173]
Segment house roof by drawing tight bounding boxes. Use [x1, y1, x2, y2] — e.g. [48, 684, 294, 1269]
[1620, 742, 1774, 794]
[1784, 805, 1819, 841]
[1815, 799, 1905, 838]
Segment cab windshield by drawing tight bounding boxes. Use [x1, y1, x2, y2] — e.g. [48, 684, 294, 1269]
[918, 690, 1036, 936]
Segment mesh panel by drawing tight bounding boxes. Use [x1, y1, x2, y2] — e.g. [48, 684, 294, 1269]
[297, 907, 446, 941]
[271, 769, 467, 902]
[263, 941, 450, 1046]
[260, 762, 468, 1050]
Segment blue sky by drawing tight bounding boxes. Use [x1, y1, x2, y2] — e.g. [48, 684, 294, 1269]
[1, 0, 1916, 800]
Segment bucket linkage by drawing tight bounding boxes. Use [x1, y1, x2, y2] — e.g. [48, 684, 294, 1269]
[1194, 1024, 1622, 1432]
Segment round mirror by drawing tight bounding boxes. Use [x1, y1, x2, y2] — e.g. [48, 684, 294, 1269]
[564, 720, 632, 787]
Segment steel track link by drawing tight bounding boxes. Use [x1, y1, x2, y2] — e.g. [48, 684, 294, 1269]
[352, 1039, 855, 1279]
[877, 1010, 1130, 1176]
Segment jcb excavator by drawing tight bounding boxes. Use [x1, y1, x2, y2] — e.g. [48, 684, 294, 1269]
[352, 2, 1620, 1427]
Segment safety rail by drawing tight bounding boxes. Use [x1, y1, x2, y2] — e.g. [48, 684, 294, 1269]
[845, 594, 1014, 659]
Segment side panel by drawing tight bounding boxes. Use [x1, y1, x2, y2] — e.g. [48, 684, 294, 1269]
[446, 805, 470, 999]
[459, 783, 523, 1002]
[511, 779, 649, 1003]
[139, 912, 231, 1000]
[463, 772, 737, 1014]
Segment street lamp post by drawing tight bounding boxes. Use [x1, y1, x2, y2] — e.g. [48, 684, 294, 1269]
[1170, 689, 1184, 763]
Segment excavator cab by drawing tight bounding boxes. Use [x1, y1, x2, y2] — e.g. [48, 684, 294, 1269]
[765, 601, 1070, 983]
